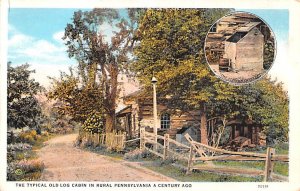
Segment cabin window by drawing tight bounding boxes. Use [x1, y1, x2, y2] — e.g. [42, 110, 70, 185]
[160, 113, 170, 129]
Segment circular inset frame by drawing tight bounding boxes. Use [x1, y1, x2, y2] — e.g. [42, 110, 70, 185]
[204, 11, 277, 85]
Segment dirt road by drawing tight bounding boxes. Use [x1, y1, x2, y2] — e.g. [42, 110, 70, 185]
[38, 134, 174, 181]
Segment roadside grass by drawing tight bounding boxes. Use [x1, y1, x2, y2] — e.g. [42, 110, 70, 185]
[31, 134, 56, 150]
[83, 145, 124, 160]
[121, 147, 288, 182]
[140, 158, 262, 182]
[213, 161, 288, 176]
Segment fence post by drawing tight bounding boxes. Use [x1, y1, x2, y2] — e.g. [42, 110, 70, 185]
[122, 132, 126, 150]
[163, 134, 169, 160]
[186, 146, 194, 175]
[264, 147, 275, 182]
[98, 133, 101, 145]
[140, 127, 145, 150]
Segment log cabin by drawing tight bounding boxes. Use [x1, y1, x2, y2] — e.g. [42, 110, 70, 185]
[116, 90, 266, 147]
[205, 12, 273, 71]
[224, 22, 264, 72]
[116, 90, 201, 140]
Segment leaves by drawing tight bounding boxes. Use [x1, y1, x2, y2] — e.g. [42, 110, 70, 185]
[7, 63, 43, 130]
[47, 68, 104, 124]
[131, 8, 288, 144]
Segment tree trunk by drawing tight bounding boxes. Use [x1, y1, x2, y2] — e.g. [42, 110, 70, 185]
[103, 61, 118, 134]
[105, 111, 116, 133]
[200, 102, 208, 145]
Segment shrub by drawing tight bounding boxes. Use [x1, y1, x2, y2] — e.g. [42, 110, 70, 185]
[7, 159, 44, 181]
[82, 112, 104, 133]
[18, 130, 38, 144]
[123, 149, 151, 161]
[7, 143, 32, 152]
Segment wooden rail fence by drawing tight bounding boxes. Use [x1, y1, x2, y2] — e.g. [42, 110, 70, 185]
[184, 134, 289, 182]
[140, 127, 190, 161]
[139, 127, 289, 182]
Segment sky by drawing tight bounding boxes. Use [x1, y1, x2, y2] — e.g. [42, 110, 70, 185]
[8, 8, 289, 88]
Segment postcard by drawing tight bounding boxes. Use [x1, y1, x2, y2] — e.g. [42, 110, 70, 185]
[1, 0, 300, 191]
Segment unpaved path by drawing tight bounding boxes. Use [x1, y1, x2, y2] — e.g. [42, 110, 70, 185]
[38, 134, 175, 181]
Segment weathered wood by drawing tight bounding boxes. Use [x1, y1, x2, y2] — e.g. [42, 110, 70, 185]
[124, 138, 140, 143]
[144, 131, 165, 140]
[163, 134, 169, 160]
[140, 127, 145, 150]
[186, 146, 194, 175]
[144, 138, 164, 149]
[184, 134, 207, 157]
[271, 155, 289, 162]
[168, 139, 190, 149]
[190, 140, 266, 158]
[145, 147, 164, 158]
[194, 155, 267, 161]
[264, 147, 275, 182]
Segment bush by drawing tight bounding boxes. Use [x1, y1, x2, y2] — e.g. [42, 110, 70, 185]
[7, 143, 36, 163]
[7, 143, 32, 152]
[18, 130, 38, 145]
[7, 159, 44, 181]
[123, 149, 151, 161]
[82, 112, 104, 133]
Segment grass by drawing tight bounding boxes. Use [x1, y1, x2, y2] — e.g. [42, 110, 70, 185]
[213, 161, 288, 176]
[31, 134, 56, 150]
[84, 146, 125, 160]
[140, 158, 262, 182]
[120, 148, 288, 182]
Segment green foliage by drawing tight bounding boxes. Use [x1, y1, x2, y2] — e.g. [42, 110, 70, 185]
[47, 68, 104, 124]
[62, 9, 139, 132]
[18, 130, 38, 145]
[7, 159, 44, 181]
[131, 9, 288, 144]
[263, 39, 275, 69]
[7, 63, 43, 131]
[83, 112, 104, 133]
[7, 132, 50, 181]
[133, 9, 232, 103]
[132, 9, 233, 144]
[241, 78, 289, 143]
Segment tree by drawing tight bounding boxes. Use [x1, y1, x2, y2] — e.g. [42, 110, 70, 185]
[7, 63, 43, 132]
[63, 9, 137, 133]
[132, 9, 232, 144]
[132, 8, 288, 145]
[240, 78, 289, 144]
[47, 68, 104, 124]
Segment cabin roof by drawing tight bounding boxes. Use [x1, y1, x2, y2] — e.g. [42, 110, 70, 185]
[226, 22, 262, 43]
[237, 22, 261, 32]
[116, 105, 132, 117]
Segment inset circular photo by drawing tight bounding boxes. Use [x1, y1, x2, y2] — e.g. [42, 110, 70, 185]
[204, 12, 276, 84]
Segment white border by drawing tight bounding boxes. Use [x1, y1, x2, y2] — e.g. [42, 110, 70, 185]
[1, 0, 300, 191]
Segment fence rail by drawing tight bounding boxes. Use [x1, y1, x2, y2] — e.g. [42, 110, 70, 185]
[139, 127, 288, 182]
[140, 127, 193, 162]
[184, 134, 289, 182]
